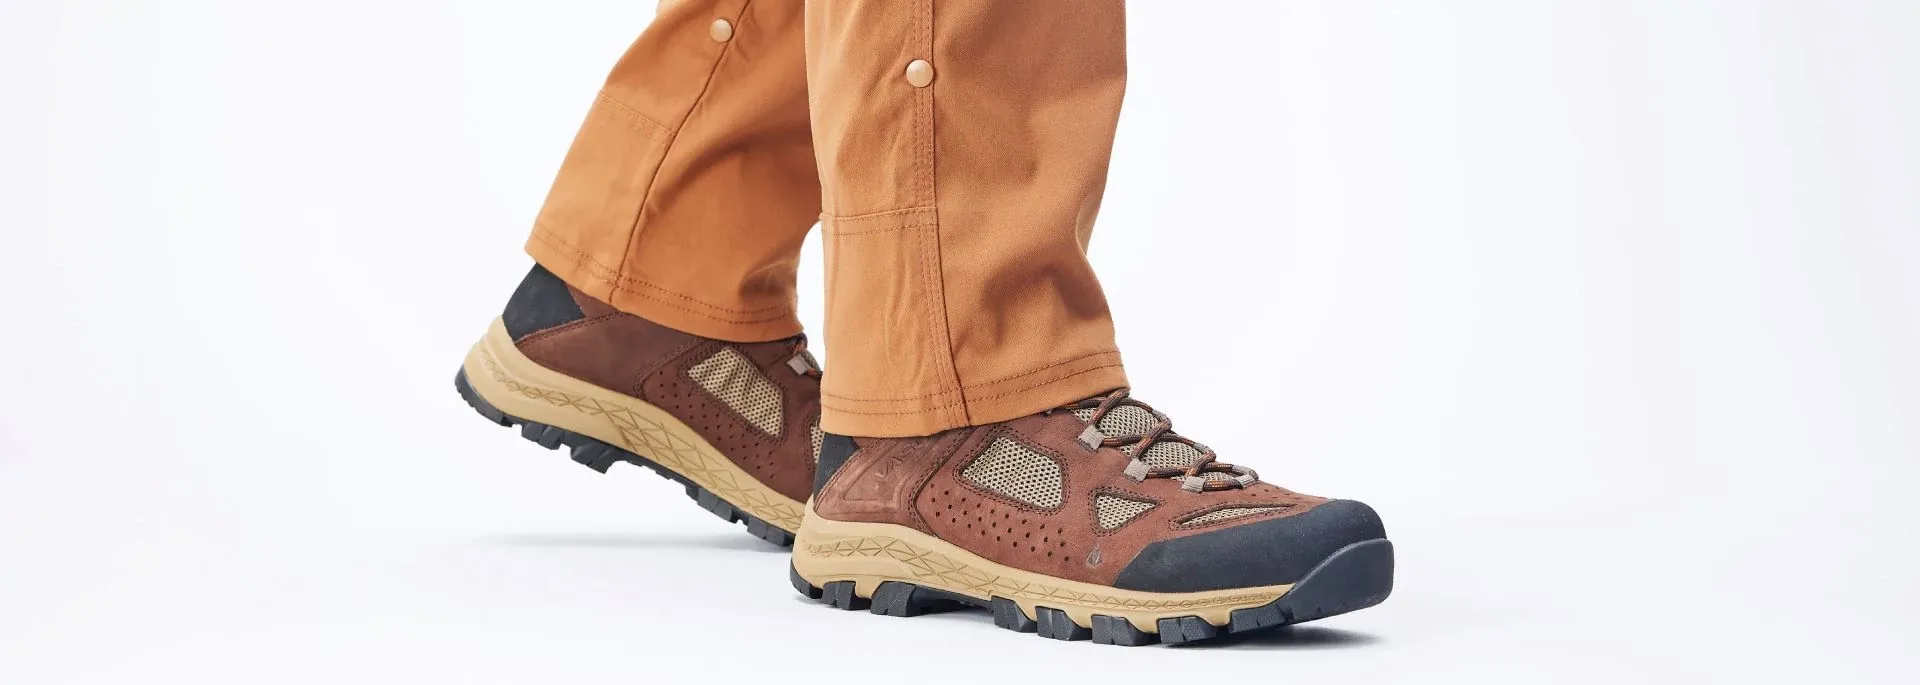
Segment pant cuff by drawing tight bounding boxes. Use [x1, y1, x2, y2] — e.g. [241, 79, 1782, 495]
[527, 230, 804, 343]
[821, 351, 1127, 438]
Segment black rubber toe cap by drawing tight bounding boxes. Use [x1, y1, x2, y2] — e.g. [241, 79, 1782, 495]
[1112, 499, 1387, 593]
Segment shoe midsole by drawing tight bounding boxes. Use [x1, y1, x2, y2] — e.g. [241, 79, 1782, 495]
[792, 504, 1294, 632]
[462, 317, 805, 532]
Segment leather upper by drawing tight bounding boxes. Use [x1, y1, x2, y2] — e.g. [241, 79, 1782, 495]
[506, 266, 821, 503]
[813, 409, 1386, 591]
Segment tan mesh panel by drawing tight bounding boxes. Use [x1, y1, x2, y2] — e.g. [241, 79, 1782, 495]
[961, 437, 1064, 508]
[1093, 405, 1158, 436]
[1180, 505, 1287, 527]
[687, 347, 783, 436]
[1073, 405, 1156, 455]
[1142, 442, 1204, 469]
[1075, 405, 1204, 465]
[1093, 494, 1155, 530]
[809, 415, 824, 463]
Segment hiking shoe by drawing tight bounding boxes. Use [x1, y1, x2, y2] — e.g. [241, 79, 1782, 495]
[454, 265, 820, 545]
[791, 389, 1391, 644]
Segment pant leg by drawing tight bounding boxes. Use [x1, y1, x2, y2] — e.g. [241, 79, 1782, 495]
[807, 0, 1131, 437]
[527, 0, 817, 343]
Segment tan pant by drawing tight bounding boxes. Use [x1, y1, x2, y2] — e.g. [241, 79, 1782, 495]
[526, 0, 1128, 437]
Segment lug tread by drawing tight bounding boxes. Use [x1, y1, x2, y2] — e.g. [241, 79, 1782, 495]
[790, 538, 1394, 647]
[456, 369, 795, 547]
[1035, 607, 1091, 641]
[1091, 615, 1154, 646]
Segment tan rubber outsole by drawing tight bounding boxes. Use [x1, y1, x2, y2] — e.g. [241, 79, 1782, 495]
[460, 318, 805, 534]
[791, 504, 1296, 635]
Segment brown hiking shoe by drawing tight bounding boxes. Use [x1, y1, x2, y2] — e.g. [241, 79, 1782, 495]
[791, 389, 1392, 645]
[454, 265, 819, 545]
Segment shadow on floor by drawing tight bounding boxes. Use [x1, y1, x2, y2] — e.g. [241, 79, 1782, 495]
[786, 594, 1383, 650]
[1175, 624, 1383, 650]
[476, 532, 787, 554]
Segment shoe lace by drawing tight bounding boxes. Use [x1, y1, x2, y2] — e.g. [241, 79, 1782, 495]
[1064, 388, 1258, 492]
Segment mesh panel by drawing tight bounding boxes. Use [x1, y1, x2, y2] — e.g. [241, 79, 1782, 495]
[1073, 405, 1156, 456]
[961, 437, 1064, 508]
[1094, 494, 1155, 530]
[1142, 442, 1205, 470]
[1094, 404, 1159, 436]
[1076, 405, 1203, 465]
[809, 415, 824, 463]
[687, 347, 783, 436]
[1180, 505, 1287, 527]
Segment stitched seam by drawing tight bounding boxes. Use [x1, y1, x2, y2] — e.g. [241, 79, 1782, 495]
[961, 350, 1123, 391]
[915, 0, 965, 427]
[1170, 503, 1296, 531]
[592, 92, 675, 142]
[821, 362, 1123, 416]
[611, 0, 755, 289]
[964, 362, 1125, 404]
[907, 431, 969, 533]
[512, 313, 623, 346]
[954, 427, 1067, 514]
[537, 229, 791, 314]
[632, 338, 711, 401]
[534, 228, 792, 313]
[822, 401, 966, 416]
[917, 215, 962, 416]
[821, 206, 937, 224]
[823, 388, 964, 403]
[622, 289, 793, 325]
[531, 227, 796, 321]
[826, 220, 940, 236]
[820, 350, 1121, 401]
[1090, 487, 1160, 536]
[682, 344, 784, 442]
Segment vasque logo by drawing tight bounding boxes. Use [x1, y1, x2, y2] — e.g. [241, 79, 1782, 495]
[842, 451, 911, 503]
[870, 454, 898, 479]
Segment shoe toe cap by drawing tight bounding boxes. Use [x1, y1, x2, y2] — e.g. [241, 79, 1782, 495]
[1112, 499, 1387, 593]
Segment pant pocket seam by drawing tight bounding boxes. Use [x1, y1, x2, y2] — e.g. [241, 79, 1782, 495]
[592, 91, 676, 142]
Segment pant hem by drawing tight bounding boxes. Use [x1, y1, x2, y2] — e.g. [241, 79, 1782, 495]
[527, 229, 803, 343]
[822, 351, 1127, 437]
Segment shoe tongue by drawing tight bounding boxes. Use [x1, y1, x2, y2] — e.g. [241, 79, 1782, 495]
[1071, 404, 1209, 472]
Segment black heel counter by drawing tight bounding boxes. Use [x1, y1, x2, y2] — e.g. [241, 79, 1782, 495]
[502, 264, 585, 340]
[814, 433, 859, 497]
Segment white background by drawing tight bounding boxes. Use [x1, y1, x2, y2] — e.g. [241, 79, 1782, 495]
[5, 0, 1918, 682]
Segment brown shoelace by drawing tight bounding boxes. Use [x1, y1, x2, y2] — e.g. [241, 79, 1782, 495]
[1066, 389, 1258, 492]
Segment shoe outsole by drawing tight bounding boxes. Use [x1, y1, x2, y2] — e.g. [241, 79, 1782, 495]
[790, 537, 1392, 646]
[455, 368, 796, 547]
